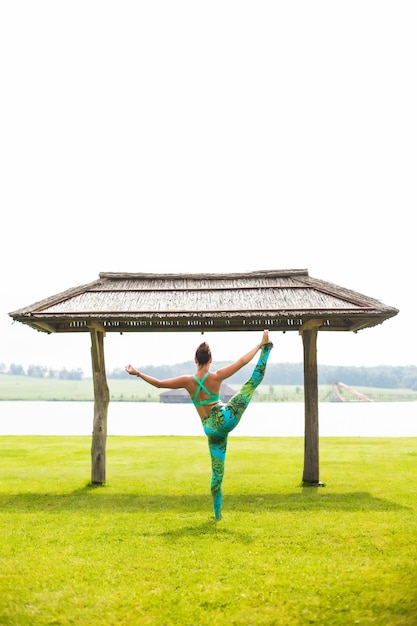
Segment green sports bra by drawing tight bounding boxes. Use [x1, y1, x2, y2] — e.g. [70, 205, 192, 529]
[192, 372, 220, 407]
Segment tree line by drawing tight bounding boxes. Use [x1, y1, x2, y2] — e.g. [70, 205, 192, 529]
[109, 361, 417, 390]
[2, 361, 417, 390]
[1, 363, 84, 380]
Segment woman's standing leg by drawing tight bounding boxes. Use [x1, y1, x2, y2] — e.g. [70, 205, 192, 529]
[207, 434, 228, 521]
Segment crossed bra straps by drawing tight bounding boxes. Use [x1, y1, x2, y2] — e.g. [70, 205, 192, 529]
[192, 372, 220, 407]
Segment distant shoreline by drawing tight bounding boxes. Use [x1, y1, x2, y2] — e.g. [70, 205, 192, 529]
[0, 375, 415, 403]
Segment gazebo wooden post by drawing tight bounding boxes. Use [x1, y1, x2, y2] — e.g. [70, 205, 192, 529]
[300, 320, 323, 486]
[89, 326, 109, 485]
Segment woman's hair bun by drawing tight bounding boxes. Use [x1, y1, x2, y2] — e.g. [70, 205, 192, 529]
[195, 342, 212, 365]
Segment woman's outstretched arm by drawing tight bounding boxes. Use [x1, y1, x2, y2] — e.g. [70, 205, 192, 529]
[125, 364, 190, 390]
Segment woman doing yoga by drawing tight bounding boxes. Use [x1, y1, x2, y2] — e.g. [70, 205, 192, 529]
[125, 330, 273, 520]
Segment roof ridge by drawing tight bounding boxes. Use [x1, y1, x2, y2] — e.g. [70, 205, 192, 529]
[99, 269, 309, 280]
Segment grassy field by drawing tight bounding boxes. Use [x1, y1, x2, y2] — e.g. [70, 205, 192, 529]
[1, 374, 416, 402]
[0, 435, 416, 625]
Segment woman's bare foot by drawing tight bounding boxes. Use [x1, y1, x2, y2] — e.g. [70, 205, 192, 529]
[261, 329, 270, 345]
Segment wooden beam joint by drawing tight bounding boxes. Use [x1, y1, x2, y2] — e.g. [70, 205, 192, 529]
[299, 319, 323, 334]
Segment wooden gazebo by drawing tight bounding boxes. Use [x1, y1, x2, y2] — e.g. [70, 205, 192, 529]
[9, 269, 398, 486]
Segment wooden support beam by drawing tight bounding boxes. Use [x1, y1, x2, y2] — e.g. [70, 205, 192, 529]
[87, 321, 107, 334]
[90, 328, 110, 485]
[300, 325, 323, 486]
[348, 320, 372, 332]
[299, 318, 323, 333]
[27, 321, 57, 334]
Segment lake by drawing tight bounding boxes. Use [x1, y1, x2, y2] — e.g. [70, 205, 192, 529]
[0, 401, 415, 437]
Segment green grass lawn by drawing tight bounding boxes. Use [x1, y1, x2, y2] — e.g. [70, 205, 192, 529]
[0, 436, 416, 625]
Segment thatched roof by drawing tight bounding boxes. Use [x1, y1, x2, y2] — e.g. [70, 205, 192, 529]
[9, 269, 398, 335]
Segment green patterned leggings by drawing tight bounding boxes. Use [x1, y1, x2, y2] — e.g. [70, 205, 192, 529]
[201, 343, 273, 520]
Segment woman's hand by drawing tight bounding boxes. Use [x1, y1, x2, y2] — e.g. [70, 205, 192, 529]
[125, 364, 139, 376]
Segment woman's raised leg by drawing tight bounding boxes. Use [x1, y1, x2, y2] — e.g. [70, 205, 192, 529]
[225, 341, 273, 427]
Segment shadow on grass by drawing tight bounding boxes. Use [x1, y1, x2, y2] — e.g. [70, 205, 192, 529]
[158, 519, 256, 543]
[0, 486, 407, 514]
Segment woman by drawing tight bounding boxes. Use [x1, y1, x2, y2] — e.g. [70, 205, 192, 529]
[125, 329, 273, 520]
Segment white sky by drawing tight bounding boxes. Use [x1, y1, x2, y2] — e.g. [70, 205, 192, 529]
[1, 1, 416, 374]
